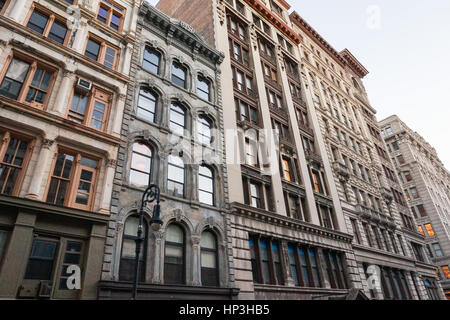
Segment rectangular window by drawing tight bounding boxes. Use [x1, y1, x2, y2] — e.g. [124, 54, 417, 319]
[84, 36, 119, 70]
[46, 150, 99, 210]
[433, 243, 443, 257]
[197, 76, 211, 101]
[24, 239, 58, 280]
[96, 0, 125, 31]
[171, 62, 187, 89]
[26, 6, 69, 45]
[351, 219, 361, 244]
[0, 55, 56, 108]
[68, 86, 111, 131]
[250, 182, 262, 209]
[417, 205, 427, 217]
[424, 224, 435, 237]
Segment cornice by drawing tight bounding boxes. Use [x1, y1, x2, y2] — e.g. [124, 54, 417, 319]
[140, 2, 224, 65]
[290, 12, 369, 79]
[243, 0, 301, 45]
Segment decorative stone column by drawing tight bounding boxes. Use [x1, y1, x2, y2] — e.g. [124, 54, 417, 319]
[159, 152, 168, 193]
[7, 0, 28, 22]
[71, 18, 89, 53]
[98, 159, 117, 214]
[121, 43, 133, 75]
[151, 231, 164, 284]
[161, 97, 170, 131]
[112, 93, 127, 136]
[281, 241, 295, 287]
[191, 235, 202, 286]
[25, 139, 55, 200]
[53, 70, 75, 116]
[191, 164, 199, 202]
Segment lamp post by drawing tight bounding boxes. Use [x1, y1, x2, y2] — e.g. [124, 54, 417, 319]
[132, 184, 163, 300]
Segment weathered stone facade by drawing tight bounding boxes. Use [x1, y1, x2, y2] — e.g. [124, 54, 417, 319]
[97, 2, 239, 299]
[380, 115, 450, 299]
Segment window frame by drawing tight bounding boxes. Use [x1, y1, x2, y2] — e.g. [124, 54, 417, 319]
[67, 84, 112, 132]
[171, 61, 188, 89]
[129, 142, 153, 189]
[197, 75, 211, 102]
[142, 46, 162, 75]
[0, 129, 35, 197]
[83, 33, 120, 71]
[198, 164, 215, 206]
[136, 87, 158, 124]
[0, 51, 57, 109]
[44, 147, 101, 211]
[24, 3, 71, 46]
[200, 230, 219, 287]
[164, 224, 186, 285]
[96, 0, 126, 32]
[0, 0, 11, 15]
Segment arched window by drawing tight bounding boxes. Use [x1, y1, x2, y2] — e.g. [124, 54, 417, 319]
[119, 215, 147, 281]
[171, 61, 187, 89]
[197, 115, 212, 145]
[164, 224, 185, 284]
[201, 231, 218, 287]
[143, 47, 161, 74]
[198, 165, 214, 206]
[167, 155, 185, 197]
[130, 142, 152, 188]
[137, 88, 157, 123]
[197, 76, 211, 101]
[169, 103, 186, 135]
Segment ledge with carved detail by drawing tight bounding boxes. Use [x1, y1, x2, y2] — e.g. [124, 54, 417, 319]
[230, 202, 353, 243]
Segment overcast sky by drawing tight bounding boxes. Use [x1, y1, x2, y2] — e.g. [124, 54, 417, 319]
[150, 0, 450, 168]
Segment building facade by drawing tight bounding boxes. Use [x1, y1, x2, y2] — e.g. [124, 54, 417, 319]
[380, 115, 450, 299]
[156, 0, 444, 300]
[97, 2, 239, 299]
[0, 0, 137, 299]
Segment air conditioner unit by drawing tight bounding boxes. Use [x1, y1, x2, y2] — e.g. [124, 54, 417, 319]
[17, 282, 40, 298]
[76, 78, 92, 94]
[38, 281, 53, 298]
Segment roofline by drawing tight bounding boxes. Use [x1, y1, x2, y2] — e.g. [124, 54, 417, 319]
[289, 11, 369, 78]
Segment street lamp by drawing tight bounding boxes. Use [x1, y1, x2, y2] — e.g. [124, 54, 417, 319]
[132, 184, 163, 300]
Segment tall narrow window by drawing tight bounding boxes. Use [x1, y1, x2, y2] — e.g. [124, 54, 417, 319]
[24, 239, 58, 280]
[143, 47, 161, 74]
[199, 165, 214, 206]
[249, 237, 260, 283]
[201, 231, 218, 287]
[0, 133, 30, 196]
[425, 224, 435, 237]
[282, 158, 292, 182]
[137, 88, 157, 123]
[167, 155, 185, 197]
[288, 245, 299, 286]
[259, 238, 271, 284]
[169, 103, 186, 136]
[250, 182, 261, 208]
[164, 224, 185, 284]
[298, 247, 311, 287]
[129, 142, 152, 188]
[119, 216, 146, 281]
[197, 116, 212, 145]
[172, 62, 187, 88]
[272, 241, 283, 285]
[309, 248, 320, 287]
[197, 76, 211, 101]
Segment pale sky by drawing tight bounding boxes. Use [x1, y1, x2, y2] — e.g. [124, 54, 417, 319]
[150, 0, 450, 169]
[288, 0, 450, 169]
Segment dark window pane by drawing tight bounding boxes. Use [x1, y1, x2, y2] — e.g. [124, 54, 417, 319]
[27, 10, 49, 34]
[48, 20, 67, 44]
[0, 59, 30, 100]
[143, 48, 160, 74]
[24, 240, 57, 280]
[85, 39, 100, 61]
